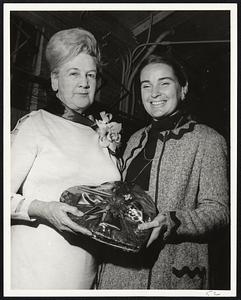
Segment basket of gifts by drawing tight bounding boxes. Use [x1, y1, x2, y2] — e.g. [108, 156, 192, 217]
[60, 181, 157, 252]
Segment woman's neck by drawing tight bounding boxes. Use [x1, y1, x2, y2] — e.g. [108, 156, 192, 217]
[153, 110, 179, 122]
[151, 110, 184, 132]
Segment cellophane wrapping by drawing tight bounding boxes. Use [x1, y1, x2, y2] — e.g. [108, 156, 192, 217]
[60, 181, 157, 252]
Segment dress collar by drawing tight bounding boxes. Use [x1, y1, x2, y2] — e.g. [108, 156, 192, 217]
[142, 112, 196, 142]
[43, 93, 97, 129]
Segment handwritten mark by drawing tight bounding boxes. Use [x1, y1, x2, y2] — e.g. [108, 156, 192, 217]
[206, 290, 221, 296]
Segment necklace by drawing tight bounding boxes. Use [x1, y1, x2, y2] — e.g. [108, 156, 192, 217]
[143, 115, 184, 160]
[131, 130, 170, 183]
[129, 114, 186, 185]
[143, 147, 154, 161]
[130, 158, 154, 183]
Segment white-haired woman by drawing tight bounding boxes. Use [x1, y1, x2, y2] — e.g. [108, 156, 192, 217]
[11, 28, 121, 289]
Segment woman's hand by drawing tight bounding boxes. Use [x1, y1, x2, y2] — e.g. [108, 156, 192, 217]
[138, 213, 167, 247]
[28, 200, 92, 236]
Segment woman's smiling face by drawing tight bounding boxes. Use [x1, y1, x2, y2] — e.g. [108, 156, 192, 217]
[51, 52, 97, 113]
[140, 62, 184, 119]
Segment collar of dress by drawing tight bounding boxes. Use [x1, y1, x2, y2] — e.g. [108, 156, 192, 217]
[143, 117, 196, 142]
[43, 93, 97, 129]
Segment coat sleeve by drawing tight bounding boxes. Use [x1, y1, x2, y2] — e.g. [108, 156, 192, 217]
[164, 131, 230, 242]
[11, 115, 38, 221]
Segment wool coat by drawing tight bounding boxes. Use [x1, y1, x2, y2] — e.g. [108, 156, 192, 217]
[98, 119, 229, 289]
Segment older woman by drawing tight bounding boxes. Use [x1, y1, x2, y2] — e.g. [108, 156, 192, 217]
[98, 54, 229, 289]
[11, 28, 121, 289]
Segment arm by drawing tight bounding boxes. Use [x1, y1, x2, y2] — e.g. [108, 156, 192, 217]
[11, 115, 38, 220]
[11, 116, 92, 235]
[139, 131, 229, 245]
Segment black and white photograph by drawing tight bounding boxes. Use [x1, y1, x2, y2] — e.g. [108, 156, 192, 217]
[3, 2, 238, 297]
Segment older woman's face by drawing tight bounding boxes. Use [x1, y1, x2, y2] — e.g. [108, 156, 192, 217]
[140, 63, 184, 119]
[51, 52, 97, 113]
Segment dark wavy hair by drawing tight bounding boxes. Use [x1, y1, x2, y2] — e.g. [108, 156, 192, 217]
[139, 54, 188, 87]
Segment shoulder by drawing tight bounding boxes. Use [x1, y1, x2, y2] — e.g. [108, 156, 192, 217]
[27, 109, 48, 124]
[124, 127, 148, 152]
[194, 123, 226, 144]
[191, 123, 228, 155]
[11, 110, 41, 133]
[11, 111, 43, 144]
[127, 126, 148, 144]
[122, 127, 147, 159]
[12, 110, 45, 129]
[20, 109, 57, 130]
[11, 110, 49, 140]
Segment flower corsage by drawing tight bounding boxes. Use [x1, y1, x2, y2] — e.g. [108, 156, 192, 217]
[95, 111, 122, 155]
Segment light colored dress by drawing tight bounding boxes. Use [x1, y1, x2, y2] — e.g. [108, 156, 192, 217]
[11, 109, 121, 289]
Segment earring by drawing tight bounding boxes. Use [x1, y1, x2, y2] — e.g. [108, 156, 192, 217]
[181, 84, 188, 101]
[181, 91, 186, 101]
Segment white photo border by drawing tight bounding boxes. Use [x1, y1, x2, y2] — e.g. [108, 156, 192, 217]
[3, 2, 238, 297]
